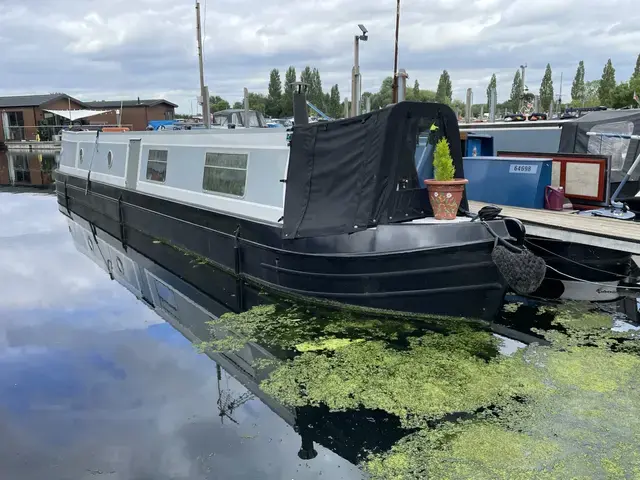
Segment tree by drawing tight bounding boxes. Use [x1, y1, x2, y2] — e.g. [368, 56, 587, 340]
[247, 92, 267, 114]
[307, 68, 324, 110]
[406, 85, 437, 103]
[612, 76, 640, 108]
[232, 101, 243, 109]
[413, 80, 420, 98]
[509, 70, 522, 112]
[539, 64, 554, 112]
[571, 60, 585, 104]
[370, 77, 394, 110]
[281, 66, 297, 117]
[435, 70, 452, 104]
[266, 68, 282, 118]
[634, 54, 640, 80]
[570, 80, 601, 107]
[598, 59, 616, 106]
[486, 73, 497, 108]
[329, 84, 341, 118]
[209, 95, 230, 113]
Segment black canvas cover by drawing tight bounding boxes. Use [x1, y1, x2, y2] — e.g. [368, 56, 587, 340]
[559, 109, 640, 182]
[282, 101, 465, 239]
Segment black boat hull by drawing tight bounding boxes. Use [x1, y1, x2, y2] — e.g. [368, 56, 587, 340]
[55, 172, 520, 320]
[526, 237, 632, 299]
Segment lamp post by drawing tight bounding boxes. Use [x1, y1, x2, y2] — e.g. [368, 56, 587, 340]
[351, 24, 368, 117]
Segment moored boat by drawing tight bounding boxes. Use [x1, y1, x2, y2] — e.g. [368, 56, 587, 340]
[55, 101, 534, 320]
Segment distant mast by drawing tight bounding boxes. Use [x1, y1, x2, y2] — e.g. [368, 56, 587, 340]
[195, 1, 210, 128]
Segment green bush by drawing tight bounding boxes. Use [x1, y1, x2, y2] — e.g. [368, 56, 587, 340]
[433, 137, 455, 181]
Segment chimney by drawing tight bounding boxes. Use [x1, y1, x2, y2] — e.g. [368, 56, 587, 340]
[292, 82, 309, 126]
[397, 69, 409, 102]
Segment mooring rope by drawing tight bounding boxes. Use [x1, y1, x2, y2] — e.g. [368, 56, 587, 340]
[85, 129, 100, 195]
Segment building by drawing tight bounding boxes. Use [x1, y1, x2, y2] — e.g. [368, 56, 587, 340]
[0, 94, 178, 143]
[83, 99, 178, 131]
[0, 93, 85, 142]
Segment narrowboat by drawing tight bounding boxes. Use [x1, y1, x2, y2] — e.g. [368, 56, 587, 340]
[55, 101, 534, 320]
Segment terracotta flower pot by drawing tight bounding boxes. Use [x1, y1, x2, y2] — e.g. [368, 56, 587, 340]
[423, 179, 469, 220]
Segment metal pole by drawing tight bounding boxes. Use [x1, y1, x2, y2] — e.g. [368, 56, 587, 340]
[465, 88, 473, 123]
[196, 1, 209, 128]
[243, 87, 249, 127]
[203, 85, 211, 127]
[520, 63, 527, 113]
[558, 71, 563, 114]
[351, 36, 359, 117]
[489, 87, 496, 122]
[391, 0, 401, 103]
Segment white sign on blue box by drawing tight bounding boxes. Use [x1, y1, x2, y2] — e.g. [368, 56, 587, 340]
[508, 164, 538, 174]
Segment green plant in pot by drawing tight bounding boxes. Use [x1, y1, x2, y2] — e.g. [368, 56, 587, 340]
[423, 137, 468, 220]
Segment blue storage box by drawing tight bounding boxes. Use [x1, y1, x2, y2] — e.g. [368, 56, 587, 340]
[463, 156, 553, 209]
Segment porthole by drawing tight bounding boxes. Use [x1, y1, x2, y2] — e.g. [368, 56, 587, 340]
[79, 148, 84, 164]
[107, 151, 113, 169]
[86, 236, 94, 251]
[107, 259, 113, 272]
[116, 257, 124, 275]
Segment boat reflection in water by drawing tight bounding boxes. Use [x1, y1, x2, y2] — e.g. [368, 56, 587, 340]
[0, 150, 58, 190]
[65, 212, 417, 466]
[64, 208, 640, 478]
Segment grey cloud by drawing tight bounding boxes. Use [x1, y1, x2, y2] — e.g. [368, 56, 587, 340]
[0, 0, 638, 107]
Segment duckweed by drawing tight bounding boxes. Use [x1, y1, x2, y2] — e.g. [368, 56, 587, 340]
[204, 293, 640, 479]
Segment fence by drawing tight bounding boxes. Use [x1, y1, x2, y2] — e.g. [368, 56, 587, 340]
[3, 124, 134, 142]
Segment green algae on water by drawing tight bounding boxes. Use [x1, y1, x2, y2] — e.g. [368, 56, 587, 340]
[261, 330, 543, 427]
[363, 304, 640, 479]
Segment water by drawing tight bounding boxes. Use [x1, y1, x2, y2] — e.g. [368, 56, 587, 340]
[0, 150, 58, 189]
[2, 190, 640, 479]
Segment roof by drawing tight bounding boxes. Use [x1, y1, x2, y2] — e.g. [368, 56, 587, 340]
[0, 93, 86, 108]
[83, 99, 178, 108]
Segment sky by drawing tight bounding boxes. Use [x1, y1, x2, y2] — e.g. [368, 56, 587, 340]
[0, 0, 639, 112]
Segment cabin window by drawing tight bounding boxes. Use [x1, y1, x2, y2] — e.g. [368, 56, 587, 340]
[146, 149, 168, 182]
[115, 257, 124, 275]
[154, 279, 178, 314]
[202, 152, 248, 197]
[587, 121, 634, 171]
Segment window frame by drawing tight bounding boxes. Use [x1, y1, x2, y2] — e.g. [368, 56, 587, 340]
[145, 148, 169, 183]
[201, 151, 249, 199]
[153, 278, 179, 316]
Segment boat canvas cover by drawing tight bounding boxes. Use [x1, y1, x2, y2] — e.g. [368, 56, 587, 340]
[559, 109, 640, 182]
[282, 101, 466, 239]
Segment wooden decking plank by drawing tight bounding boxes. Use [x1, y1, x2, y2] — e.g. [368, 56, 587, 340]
[468, 200, 640, 253]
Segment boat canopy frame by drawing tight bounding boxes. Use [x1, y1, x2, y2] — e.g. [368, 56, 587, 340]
[559, 109, 640, 183]
[282, 101, 467, 239]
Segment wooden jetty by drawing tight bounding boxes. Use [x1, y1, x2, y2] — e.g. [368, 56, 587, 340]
[468, 200, 640, 254]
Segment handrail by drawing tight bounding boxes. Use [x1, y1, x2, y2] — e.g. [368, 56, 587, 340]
[305, 101, 331, 120]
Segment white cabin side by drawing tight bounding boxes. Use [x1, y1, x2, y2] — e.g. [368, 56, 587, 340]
[58, 129, 290, 225]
